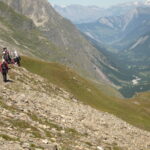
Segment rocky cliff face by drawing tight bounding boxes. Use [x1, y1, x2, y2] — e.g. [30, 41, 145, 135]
[1, 0, 59, 27]
[0, 66, 150, 150]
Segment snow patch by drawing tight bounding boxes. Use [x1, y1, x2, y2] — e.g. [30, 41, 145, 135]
[99, 18, 114, 28]
[59, 5, 67, 8]
[133, 1, 140, 6]
[145, 0, 150, 5]
[130, 35, 149, 50]
[132, 76, 141, 85]
[85, 32, 94, 39]
[51, 3, 55, 7]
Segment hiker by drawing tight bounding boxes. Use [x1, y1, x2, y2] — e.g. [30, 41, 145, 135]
[13, 50, 21, 66]
[0, 59, 9, 82]
[2, 47, 11, 64]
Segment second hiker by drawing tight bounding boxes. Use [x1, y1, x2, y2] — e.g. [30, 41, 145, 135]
[13, 50, 21, 66]
[0, 59, 9, 82]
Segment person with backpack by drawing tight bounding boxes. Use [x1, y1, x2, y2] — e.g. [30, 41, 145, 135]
[13, 50, 21, 66]
[2, 47, 12, 64]
[0, 59, 9, 82]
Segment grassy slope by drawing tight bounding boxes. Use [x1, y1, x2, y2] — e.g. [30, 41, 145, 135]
[22, 56, 150, 131]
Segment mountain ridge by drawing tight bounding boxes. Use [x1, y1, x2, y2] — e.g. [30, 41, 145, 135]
[77, 6, 150, 46]
[53, 1, 150, 24]
[0, 0, 115, 85]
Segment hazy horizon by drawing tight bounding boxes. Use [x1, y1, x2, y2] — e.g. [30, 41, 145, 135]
[49, 0, 144, 8]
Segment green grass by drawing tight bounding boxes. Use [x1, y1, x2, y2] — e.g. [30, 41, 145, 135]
[7, 119, 42, 138]
[0, 134, 18, 141]
[27, 113, 63, 131]
[22, 56, 150, 131]
[113, 147, 122, 150]
[30, 144, 44, 150]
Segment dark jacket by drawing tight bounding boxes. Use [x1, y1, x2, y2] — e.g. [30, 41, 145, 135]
[0, 61, 9, 73]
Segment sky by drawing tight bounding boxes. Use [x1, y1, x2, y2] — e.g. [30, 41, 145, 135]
[49, 0, 144, 7]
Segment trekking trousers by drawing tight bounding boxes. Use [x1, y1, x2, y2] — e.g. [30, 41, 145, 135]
[1, 72, 7, 82]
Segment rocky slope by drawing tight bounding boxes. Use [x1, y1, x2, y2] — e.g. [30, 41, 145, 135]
[0, 65, 150, 150]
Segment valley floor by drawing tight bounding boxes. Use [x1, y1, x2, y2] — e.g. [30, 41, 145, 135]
[0, 66, 150, 150]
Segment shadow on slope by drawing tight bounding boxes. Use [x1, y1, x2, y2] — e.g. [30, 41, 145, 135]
[22, 56, 150, 131]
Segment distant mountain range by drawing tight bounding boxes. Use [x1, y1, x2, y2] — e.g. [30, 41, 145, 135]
[77, 7, 150, 48]
[53, 1, 150, 24]
[53, 5, 106, 23]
